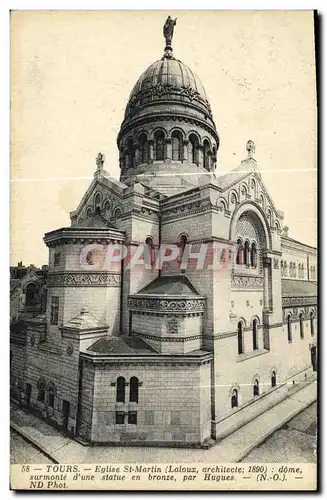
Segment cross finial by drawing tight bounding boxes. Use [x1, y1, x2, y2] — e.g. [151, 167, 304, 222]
[246, 140, 256, 159]
[96, 152, 105, 171]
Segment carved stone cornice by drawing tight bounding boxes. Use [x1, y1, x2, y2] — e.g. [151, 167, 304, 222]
[44, 228, 125, 248]
[133, 332, 201, 343]
[80, 351, 213, 366]
[231, 275, 264, 288]
[128, 296, 205, 314]
[282, 296, 317, 307]
[48, 272, 121, 287]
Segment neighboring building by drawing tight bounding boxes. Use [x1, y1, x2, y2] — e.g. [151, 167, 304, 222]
[10, 20, 317, 447]
[10, 263, 48, 402]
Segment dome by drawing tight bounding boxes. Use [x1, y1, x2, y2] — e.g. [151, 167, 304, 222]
[116, 18, 220, 194]
[124, 57, 212, 119]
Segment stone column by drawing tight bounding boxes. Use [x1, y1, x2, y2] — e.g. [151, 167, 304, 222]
[182, 140, 189, 162]
[134, 145, 140, 166]
[124, 149, 129, 169]
[165, 138, 172, 162]
[197, 144, 204, 167]
[119, 150, 124, 170]
[148, 140, 154, 163]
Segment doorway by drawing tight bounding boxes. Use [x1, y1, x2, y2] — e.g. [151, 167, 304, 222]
[62, 400, 70, 430]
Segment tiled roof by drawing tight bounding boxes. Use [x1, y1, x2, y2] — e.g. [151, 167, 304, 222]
[137, 274, 200, 296]
[87, 335, 157, 354]
[61, 307, 107, 331]
[216, 160, 256, 190]
[282, 280, 317, 297]
[74, 212, 118, 230]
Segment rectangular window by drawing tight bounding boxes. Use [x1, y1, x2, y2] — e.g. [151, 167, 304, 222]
[115, 411, 125, 425]
[54, 252, 61, 266]
[144, 410, 154, 425]
[50, 296, 59, 325]
[128, 411, 137, 425]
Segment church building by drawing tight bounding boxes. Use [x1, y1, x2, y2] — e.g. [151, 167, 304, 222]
[10, 18, 317, 447]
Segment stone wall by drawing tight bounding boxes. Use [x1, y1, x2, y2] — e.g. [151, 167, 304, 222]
[79, 360, 212, 446]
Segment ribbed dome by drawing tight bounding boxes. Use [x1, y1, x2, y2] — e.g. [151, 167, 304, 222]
[124, 56, 212, 119]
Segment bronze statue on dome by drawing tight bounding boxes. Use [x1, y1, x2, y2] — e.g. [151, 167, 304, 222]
[163, 16, 177, 47]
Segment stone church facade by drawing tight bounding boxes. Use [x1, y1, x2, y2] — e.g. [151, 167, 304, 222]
[10, 20, 317, 447]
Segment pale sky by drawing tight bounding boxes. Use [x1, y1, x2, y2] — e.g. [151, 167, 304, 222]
[10, 10, 317, 267]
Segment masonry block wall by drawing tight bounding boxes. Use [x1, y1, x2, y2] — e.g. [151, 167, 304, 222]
[131, 313, 202, 354]
[120, 209, 159, 334]
[79, 360, 212, 445]
[10, 340, 26, 397]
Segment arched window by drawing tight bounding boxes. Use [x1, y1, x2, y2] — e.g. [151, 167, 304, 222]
[298, 263, 301, 279]
[114, 207, 122, 220]
[139, 133, 148, 163]
[253, 379, 259, 397]
[236, 239, 243, 265]
[243, 241, 250, 266]
[203, 140, 210, 170]
[145, 237, 155, 267]
[252, 318, 258, 350]
[287, 314, 292, 343]
[103, 200, 111, 212]
[310, 312, 315, 336]
[26, 283, 38, 306]
[284, 262, 288, 277]
[271, 371, 277, 388]
[280, 260, 284, 277]
[231, 389, 238, 409]
[129, 377, 139, 403]
[171, 131, 182, 161]
[178, 235, 188, 271]
[237, 321, 244, 355]
[299, 313, 304, 339]
[116, 377, 125, 403]
[37, 380, 46, 402]
[250, 242, 257, 268]
[188, 134, 198, 164]
[154, 131, 165, 161]
[94, 193, 101, 210]
[86, 207, 92, 218]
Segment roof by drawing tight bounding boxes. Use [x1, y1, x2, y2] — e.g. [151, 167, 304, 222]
[74, 212, 118, 230]
[128, 57, 208, 109]
[137, 274, 200, 296]
[281, 235, 317, 252]
[282, 280, 317, 297]
[87, 335, 157, 355]
[216, 160, 256, 190]
[61, 307, 107, 331]
[10, 279, 21, 293]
